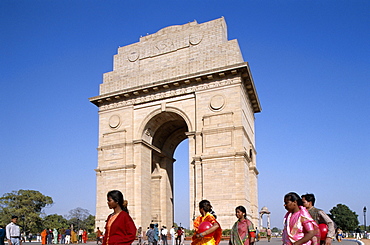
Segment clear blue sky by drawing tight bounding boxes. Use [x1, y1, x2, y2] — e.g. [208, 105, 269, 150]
[1, 0, 369, 229]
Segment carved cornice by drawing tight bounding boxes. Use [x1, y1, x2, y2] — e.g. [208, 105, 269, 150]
[94, 164, 136, 172]
[89, 62, 261, 113]
[249, 166, 259, 175]
[133, 139, 161, 154]
[97, 143, 125, 151]
[199, 151, 247, 161]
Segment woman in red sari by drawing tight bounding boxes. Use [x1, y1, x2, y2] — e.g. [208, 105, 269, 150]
[102, 190, 137, 245]
[192, 200, 222, 245]
[82, 230, 87, 243]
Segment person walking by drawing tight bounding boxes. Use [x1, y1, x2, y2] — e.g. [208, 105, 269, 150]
[170, 226, 175, 245]
[192, 200, 222, 245]
[82, 230, 87, 243]
[180, 228, 185, 245]
[161, 227, 168, 245]
[301, 194, 335, 245]
[102, 190, 137, 245]
[96, 228, 103, 245]
[60, 228, 66, 244]
[53, 229, 58, 244]
[154, 225, 159, 245]
[47, 229, 53, 244]
[229, 206, 256, 245]
[336, 229, 343, 242]
[146, 225, 155, 245]
[65, 228, 71, 245]
[282, 192, 319, 245]
[6, 216, 22, 245]
[175, 228, 182, 245]
[41, 229, 47, 245]
[255, 228, 259, 242]
[0, 225, 6, 245]
[78, 229, 83, 244]
[71, 230, 78, 244]
[266, 228, 271, 242]
[137, 227, 143, 245]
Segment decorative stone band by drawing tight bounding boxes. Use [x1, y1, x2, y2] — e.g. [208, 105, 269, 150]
[89, 62, 261, 113]
[94, 164, 136, 173]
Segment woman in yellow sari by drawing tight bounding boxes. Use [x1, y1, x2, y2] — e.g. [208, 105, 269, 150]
[191, 200, 222, 245]
[71, 230, 78, 243]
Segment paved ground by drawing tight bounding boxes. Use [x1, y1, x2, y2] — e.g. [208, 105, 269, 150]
[218, 238, 360, 245]
[14, 238, 364, 245]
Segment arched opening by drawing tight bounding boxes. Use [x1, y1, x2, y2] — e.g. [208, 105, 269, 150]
[143, 111, 189, 227]
[174, 139, 189, 228]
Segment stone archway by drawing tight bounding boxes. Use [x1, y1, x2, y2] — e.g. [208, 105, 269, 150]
[90, 17, 261, 230]
[144, 111, 189, 227]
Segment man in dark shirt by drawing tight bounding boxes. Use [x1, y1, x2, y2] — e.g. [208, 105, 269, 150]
[146, 224, 155, 245]
[0, 225, 5, 245]
[65, 228, 71, 244]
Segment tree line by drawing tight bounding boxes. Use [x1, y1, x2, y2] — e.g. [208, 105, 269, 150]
[0, 189, 364, 233]
[0, 190, 95, 234]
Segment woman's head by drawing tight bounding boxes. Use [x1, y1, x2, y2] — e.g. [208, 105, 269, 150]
[107, 190, 129, 213]
[235, 206, 247, 219]
[199, 200, 213, 213]
[284, 192, 302, 213]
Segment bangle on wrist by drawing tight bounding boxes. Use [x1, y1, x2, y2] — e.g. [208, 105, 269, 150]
[200, 233, 204, 237]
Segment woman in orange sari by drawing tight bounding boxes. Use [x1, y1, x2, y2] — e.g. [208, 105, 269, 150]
[41, 229, 47, 245]
[191, 200, 222, 245]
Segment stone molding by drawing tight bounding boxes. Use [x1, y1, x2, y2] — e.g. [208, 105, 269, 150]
[90, 63, 261, 113]
[94, 164, 136, 173]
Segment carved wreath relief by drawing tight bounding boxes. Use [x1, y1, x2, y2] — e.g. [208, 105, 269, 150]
[109, 115, 121, 129]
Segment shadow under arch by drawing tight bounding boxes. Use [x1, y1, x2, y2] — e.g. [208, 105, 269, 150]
[137, 106, 193, 141]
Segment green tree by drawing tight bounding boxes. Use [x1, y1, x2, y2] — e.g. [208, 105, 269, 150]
[43, 214, 68, 230]
[0, 190, 53, 233]
[66, 207, 91, 230]
[271, 227, 281, 233]
[330, 204, 359, 232]
[83, 214, 96, 233]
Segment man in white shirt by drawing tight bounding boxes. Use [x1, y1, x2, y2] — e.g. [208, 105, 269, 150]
[6, 216, 22, 245]
[169, 226, 175, 245]
[78, 229, 83, 243]
[161, 227, 168, 245]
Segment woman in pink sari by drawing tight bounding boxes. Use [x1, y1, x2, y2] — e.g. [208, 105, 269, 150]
[282, 192, 319, 245]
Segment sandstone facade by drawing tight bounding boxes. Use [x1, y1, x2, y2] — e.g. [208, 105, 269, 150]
[90, 17, 261, 230]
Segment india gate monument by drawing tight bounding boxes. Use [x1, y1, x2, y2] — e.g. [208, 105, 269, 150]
[89, 17, 261, 229]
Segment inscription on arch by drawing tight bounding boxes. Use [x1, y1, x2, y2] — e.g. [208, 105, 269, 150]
[127, 32, 203, 62]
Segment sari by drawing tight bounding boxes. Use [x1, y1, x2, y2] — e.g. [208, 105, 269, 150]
[191, 212, 222, 245]
[82, 230, 87, 243]
[230, 219, 255, 245]
[53, 229, 58, 244]
[282, 206, 320, 245]
[41, 229, 47, 245]
[71, 230, 78, 243]
[105, 212, 119, 244]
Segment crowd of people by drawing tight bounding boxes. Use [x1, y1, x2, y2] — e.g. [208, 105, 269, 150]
[0, 190, 366, 245]
[39, 228, 88, 244]
[0, 216, 89, 245]
[139, 224, 185, 245]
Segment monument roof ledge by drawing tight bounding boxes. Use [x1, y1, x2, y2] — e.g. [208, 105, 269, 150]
[89, 61, 261, 113]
